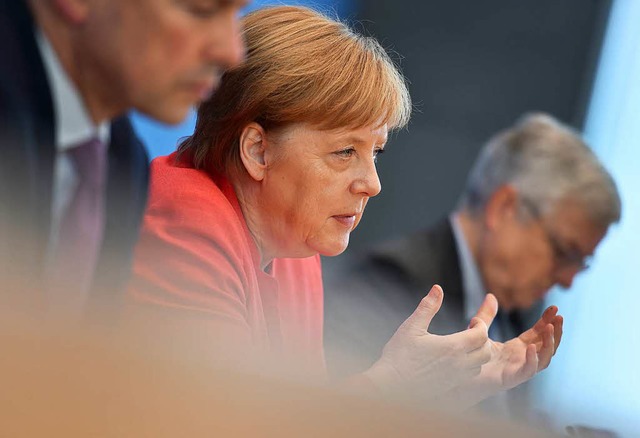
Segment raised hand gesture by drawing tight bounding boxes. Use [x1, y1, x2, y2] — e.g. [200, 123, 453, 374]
[363, 285, 492, 399]
[445, 294, 564, 407]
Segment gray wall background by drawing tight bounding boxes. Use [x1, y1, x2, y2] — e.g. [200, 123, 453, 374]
[325, 0, 611, 269]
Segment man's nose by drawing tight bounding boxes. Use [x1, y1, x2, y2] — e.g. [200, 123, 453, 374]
[555, 266, 580, 289]
[203, 10, 246, 70]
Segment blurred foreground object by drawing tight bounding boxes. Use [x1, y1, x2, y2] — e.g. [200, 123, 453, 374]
[0, 314, 561, 438]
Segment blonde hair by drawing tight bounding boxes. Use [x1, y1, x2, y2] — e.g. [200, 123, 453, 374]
[180, 5, 411, 174]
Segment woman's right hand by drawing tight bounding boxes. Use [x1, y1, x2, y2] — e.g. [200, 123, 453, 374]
[362, 285, 493, 401]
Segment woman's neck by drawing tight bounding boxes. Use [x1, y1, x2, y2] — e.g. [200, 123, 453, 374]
[232, 179, 277, 271]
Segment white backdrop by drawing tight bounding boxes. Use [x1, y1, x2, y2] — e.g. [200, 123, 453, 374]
[535, 0, 640, 435]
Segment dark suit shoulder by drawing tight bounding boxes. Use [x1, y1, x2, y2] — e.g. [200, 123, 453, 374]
[0, 0, 53, 126]
[110, 116, 149, 175]
[104, 115, 149, 238]
[87, 115, 150, 321]
[364, 218, 461, 293]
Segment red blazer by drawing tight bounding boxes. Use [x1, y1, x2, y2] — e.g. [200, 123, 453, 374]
[129, 153, 325, 375]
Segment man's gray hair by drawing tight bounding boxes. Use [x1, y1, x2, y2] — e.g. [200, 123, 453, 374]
[459, 112, 621, 226]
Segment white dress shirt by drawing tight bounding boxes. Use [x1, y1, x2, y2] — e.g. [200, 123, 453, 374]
[450, 215, 485, 321]
[449, 214, 506, 341]
[35, 30, 109, 253]
[450, 214, 512, 415]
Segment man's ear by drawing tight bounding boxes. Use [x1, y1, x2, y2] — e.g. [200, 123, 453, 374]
[484, 185, 519, 231]
[239, 122, 268, 182]
[51, 0, 90, 24]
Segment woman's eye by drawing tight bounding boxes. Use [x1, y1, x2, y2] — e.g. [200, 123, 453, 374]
[373, 148, 385, 163]
[334, 148, 356, 159]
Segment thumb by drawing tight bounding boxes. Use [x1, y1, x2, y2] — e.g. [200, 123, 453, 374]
[405, 284, 444, 333]
[471, 293, 499, 329]
[468, 316, 488, 333]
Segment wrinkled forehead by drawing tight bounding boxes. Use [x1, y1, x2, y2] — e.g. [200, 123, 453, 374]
[269, 122, 389, 145]
[323, 123, 389, 141]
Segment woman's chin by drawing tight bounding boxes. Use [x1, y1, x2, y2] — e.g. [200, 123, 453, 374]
[316, 240, 350, 257]
[304, 232, 352, 258]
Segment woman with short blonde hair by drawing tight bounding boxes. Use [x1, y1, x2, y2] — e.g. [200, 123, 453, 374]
[129, 5, 561, 404]
[182, 6, 411, 175]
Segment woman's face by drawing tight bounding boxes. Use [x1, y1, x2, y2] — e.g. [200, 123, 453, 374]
[255, 123, 387, 259]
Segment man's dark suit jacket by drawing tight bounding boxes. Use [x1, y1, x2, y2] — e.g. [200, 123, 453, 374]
[0, 0, 149, 320]
[323, 218, 542, 379]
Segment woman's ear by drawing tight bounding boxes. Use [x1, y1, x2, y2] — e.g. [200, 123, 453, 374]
[239, 122, 268, 182]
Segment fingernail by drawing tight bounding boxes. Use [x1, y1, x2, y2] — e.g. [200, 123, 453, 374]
[426, 285, 441, 303]
[424, 294, 437, 308]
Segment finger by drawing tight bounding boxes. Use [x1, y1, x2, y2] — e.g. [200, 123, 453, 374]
[520, 305, 559, 344]
[530, 306, 557, 333]
[541, 305, 558, 324]
[468, 316, 486, 332]
[463, 339, 492, 368]
[404, 284, 444, 333]
[528, 308, 552, 335]
[537, 324, 555, 371]
[471, 293, 499, 329]
[447, 317, 489, 352]
[552, 315, 564, 355]
[521, 343, 538, 381]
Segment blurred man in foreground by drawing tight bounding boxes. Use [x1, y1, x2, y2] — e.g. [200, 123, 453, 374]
[0, 0, 246, 321]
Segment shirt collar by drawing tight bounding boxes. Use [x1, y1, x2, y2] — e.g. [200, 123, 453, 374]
[35, 30, 109, 151]
[449, 213, 486, 322]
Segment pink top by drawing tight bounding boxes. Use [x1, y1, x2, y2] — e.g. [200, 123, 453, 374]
[128, 153, 325, 376]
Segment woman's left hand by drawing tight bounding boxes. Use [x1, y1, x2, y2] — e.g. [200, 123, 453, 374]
[442, 298, 563, 409]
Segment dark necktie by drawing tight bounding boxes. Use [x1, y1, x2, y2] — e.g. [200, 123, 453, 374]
[47, 137, 107, 319]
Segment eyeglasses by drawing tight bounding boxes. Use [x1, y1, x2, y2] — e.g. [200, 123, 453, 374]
[539, 223, 592, 272]
[520, 198, 592, 272]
